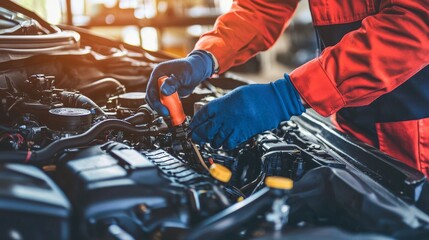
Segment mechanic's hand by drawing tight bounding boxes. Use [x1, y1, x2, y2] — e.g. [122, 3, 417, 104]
[189, 75, 305, 150]
[146, 50, 214, 116]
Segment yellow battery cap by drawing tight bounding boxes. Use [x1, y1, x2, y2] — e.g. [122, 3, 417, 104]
[265, 176, 293, 190]
[209, 163, 232, 183]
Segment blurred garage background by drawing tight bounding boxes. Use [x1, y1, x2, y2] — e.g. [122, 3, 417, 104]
[12, 0, 317, 83]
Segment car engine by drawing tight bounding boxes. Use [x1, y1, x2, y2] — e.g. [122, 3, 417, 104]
[1, 2, 429, 240]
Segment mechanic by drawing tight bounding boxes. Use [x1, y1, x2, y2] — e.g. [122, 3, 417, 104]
[146, 0, 429, 176]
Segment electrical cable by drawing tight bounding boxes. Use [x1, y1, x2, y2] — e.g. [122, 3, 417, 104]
[192, 142, 209, 171]
[240, 173, 264, 195]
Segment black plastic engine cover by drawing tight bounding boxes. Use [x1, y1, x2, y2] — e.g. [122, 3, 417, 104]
[0, 164, 70, 240]
[57, 142, 229, 240]
[288, 166, 429, 238]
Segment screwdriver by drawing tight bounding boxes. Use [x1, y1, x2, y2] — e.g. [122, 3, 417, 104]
[158, 76, 186, 127]
[158, 76, 209, 171]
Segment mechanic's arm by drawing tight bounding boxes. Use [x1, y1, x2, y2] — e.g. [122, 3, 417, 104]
[145, 0, 299, 116]
[194, 0, 299, 73]
[190, 0, 428, 149]
[290, 0, 428, 117]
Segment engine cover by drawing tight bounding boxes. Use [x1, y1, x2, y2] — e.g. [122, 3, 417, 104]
[0, 164, 69, 240]
[57, 142, 230, 240]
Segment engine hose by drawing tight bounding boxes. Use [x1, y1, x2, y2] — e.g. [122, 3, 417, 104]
[60, 91, 107, 119]
[124, 111, 154, 126]
[77, 78, 125, 97]
[183, 187, 273, 240]
[0, 119, 157, 163]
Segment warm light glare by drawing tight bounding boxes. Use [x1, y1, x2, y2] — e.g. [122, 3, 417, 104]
[102, 0, 117, 8]
[86, 0, 118, 8]
[13, 0, 62, 24]
[141, 27, 158, 51]
[71, 0, 85, 15]
[46, 0, 62, 24]
[119, 0, 139, 9]
[105, 14, 115, 24]
[134, 0, 156, 19]
[134, 6, 156, 19]
[187, 25, 203, 37]
[157, 1, 168, 14]
[122, 26, 141, 46]
[217, 0, 233, 13]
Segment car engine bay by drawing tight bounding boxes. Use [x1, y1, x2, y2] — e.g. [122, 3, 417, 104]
[1, 2, 429, 240]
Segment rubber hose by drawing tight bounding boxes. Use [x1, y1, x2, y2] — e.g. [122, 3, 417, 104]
[184, 187, 273, 240]
[77, 78, 125, 96]
[60, 91, 107, 119]
[124, 111, 153, 125]
[0, 119, 156, 163]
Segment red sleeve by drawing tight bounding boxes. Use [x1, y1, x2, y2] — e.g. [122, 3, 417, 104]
[194, 0, 299, 74]
[290, 0, 429, 116]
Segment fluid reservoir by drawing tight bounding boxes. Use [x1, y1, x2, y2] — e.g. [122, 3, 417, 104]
[48, 107, 92, 133]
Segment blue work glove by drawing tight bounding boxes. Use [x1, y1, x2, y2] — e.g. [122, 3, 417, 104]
[145, 50, 214, 116]
[189, 74, 305, 150]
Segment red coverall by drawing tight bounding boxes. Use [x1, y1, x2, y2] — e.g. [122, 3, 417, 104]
[194, 0, 429, 175]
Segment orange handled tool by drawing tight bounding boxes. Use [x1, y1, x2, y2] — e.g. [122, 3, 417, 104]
[158, 76, 186, 126]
